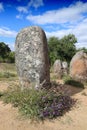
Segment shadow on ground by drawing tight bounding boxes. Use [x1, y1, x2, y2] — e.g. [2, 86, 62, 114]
[50, 80, 85, 96]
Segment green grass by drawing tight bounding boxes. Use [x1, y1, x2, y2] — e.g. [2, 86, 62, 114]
[0, 63, 18, 81]
[0, 71, 17, 78]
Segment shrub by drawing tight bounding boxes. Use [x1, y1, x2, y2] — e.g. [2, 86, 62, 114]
[0, 56, 4, 63]
[63, 75, 84, 88]
[1, 86, 75, 120]
[38, 93, 75, 119]
[65, 79, 84, 88]
[8, 52, 15, 63]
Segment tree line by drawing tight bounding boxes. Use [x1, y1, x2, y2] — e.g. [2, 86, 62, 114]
[0, 34, 87, 64]
[48, 34, 87, 65]
[48, 34, 77, 65]
[0, 42, 15, 63]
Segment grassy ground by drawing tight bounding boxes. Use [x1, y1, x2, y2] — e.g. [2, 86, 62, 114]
[0, 63, 18, 81]
[0, 63, 16, 72]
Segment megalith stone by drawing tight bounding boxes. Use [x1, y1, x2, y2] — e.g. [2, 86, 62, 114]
[53, 59, 62, 78]
[62, 61, 68, 75]
[15, 26, 50, 89]
[53, 60, 68, 79]
[70, 50, 87, 81]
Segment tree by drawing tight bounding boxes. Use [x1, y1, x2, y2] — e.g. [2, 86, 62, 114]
[48, 34, 77, 65]
[59, 34, 77, 63]
[0, 42, 11, 59]
[0, 42, 15, 63]
[48, 37, 60, 65]
[77, 47, 87, 53]
[8, 51, 15, 63]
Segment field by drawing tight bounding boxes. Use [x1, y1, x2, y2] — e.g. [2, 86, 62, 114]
[0, 63, 87, 130]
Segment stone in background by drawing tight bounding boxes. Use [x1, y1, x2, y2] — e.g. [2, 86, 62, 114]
[70, 50, 87, 82]
[53, 60, 68, 79]
[62, 61, 68, 75]
[53, 59, 63, 79]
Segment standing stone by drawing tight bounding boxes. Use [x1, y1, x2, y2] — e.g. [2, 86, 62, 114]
[15, 26, 50, 89]
[53, 60, 68, 79]
[70, 50, 87, 81]
[62, 61, 68, 75]
[53, 59, 62, 79]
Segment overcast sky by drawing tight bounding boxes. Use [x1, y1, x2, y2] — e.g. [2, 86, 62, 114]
[0, 0, 87, 50]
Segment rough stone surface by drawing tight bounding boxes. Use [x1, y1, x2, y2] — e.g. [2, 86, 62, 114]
[62, 61, 68, 75]
[53, 60, 62, 78]
[15, 26, 50, 89]
[53, 60, 68, 79]
[70, 50, 87, 81]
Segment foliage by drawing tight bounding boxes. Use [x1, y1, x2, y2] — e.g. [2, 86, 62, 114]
[0, 42, 11, 58]
[48, 37, 60, 65]
[0, 56, 4, 63]
[48, 34, 77, 65]
[83, 48, 87, 53]
[8, 52, 15, 63]
[77, 47, 87, 53]
[38, 92, 74, 119]
[1, 86, 75, 120]
[0, 42, 15, 63]
[64, 76, 84, 88]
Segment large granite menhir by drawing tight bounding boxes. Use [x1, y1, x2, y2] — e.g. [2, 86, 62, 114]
[15, 26, 50, 89]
